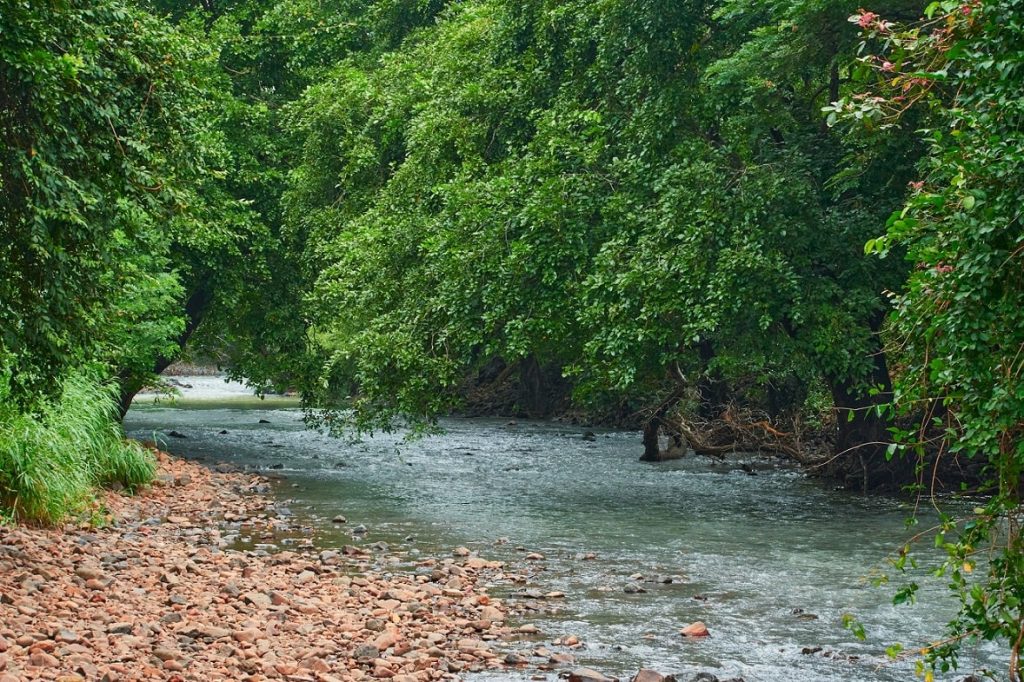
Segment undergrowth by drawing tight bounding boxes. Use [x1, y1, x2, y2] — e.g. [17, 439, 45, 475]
[0, 369, 155, 524]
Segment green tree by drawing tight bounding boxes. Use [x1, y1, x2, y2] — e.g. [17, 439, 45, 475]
[831, 0, 1024, 676]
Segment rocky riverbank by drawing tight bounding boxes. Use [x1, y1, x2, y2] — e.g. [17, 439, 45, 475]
[0, 451, 520, 681]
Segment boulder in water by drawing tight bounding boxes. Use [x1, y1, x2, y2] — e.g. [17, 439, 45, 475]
[632, 670, 676, 682]
[569, 668, 617, 682]
[690, 674, 719, 682]
[679, 621, 709, 638]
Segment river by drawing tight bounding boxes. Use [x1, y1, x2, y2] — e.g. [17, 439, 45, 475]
[124, 377, 1001, 681]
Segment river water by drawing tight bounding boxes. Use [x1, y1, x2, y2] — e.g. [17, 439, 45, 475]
[125, 377, 1002, 681]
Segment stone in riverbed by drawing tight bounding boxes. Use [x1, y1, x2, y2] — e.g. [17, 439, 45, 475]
[107, 623, 133, 635]
[56, 629, 80, 643]
[373, 630, 401, 651]
[480, 606, 504, 622]
[332, 515, 347, 523]
[632, 670, 676, 682]
[30, 651, 59, 667]
[569, 668, 617, 682]
[354, 644, 379, 660]
[690, 674, 719, 682]
[74, 566, 105, 581]
[679, 621, 709, 638]
[550, 652, 576, 666]
[232, 629, 260, 644]
[242, 591, 271, 608]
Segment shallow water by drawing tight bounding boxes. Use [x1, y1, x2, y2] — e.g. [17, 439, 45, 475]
[126, 378, 1003, 681]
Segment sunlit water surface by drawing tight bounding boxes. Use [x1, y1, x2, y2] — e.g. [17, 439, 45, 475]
[125, 377, 1002, 681]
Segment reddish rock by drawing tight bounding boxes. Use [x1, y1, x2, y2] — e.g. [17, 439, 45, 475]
[30, 650, 60, 667]
[373, 630, 400, 651]
[679, 621, 710, 638]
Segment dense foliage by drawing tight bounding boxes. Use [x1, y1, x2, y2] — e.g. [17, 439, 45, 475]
[1, 0, 1022, 674]
[830, 0, 1024, 677]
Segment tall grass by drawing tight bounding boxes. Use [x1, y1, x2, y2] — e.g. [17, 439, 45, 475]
[0, 370, 155, 524]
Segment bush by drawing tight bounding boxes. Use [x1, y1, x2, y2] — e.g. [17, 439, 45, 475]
[0, 370, 155, 524]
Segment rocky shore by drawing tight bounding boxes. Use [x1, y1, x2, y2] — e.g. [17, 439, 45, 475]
[0, 452, 519, 681]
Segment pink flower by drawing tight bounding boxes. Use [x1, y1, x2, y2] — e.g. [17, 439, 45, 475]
[909, 180, 925, 191]
[857, 11, 879, 28]
[882, 61, 894, 72]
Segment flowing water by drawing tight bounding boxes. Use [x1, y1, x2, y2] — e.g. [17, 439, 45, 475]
[125, 377, 1003, 681]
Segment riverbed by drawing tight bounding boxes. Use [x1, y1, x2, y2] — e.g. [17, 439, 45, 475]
[125, 377, 1002, 681]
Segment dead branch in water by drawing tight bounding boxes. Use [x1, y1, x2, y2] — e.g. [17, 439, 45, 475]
[669, 403, 831, 465]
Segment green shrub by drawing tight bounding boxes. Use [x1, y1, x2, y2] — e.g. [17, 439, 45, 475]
[0, 370, 155, 524]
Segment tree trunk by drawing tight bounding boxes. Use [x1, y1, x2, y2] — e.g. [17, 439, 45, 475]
[696, 339, 728, 420]
[822, 314, 908, 492]
[516, 355, 548, 418]
[116, 282, 213, 419]
[639, 392, 688, 462]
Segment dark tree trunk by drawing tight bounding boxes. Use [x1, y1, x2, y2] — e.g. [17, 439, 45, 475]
[641, 418, 662, 461]
[116, 283, 214, 420]
[516, 355, 548, 418]
[639, 391, 688, 462]
[696, 339, 728, 420]
[822, 313, 909, 492]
